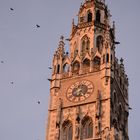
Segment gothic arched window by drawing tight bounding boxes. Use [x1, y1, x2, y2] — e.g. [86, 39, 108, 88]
[96, 10, 101, 23]
[57, 64, 60, 74]
[83, 58, 90, 68]
[62, 120, 73, 140]
[81, 117, 93, 139]
[93, 56, 101, 65]
[106, 53, 109, 63]
[82, 40, 86, 52]
[73, 61, 80, 72]
[87, 11, 92, 22]
[96, 35, 103, 52]
[86, 40, 90, 51]
[63, 63, 69, 73]
[81, 35, 90, 54]
[74, 42, 78, 57]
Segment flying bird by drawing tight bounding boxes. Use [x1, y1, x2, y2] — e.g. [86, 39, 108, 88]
[36, 24, 40, 28]
[10, 81, 14, 84]
[114, 41, 120, 45]
[37, 101, 40, 104]
[10, 8, 14, 11]
[65, 38, 71, 41]
[47, 78, 52, 82]
[48, 67, 52, 69]
[1, 61, 4, 63]
[129, 107, 132, 110]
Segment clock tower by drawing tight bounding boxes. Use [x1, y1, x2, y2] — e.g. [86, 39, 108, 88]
[46, 0, 129, 140]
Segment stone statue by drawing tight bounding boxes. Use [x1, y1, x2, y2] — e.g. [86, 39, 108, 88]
[75, 124, 80, 139]
[55, 128, 60, 140]
[75, 106, 80, 139]
[96, 90, 102, 118]
[96, 90, 102, 136]
[56, 98, 62, 128]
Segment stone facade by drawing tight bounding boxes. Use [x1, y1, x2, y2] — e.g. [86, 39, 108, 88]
[46, 0, 129, 140]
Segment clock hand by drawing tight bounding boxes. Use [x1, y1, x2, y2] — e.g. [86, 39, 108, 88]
[77, 89, 81, 95]
[77, 88, 83, 96]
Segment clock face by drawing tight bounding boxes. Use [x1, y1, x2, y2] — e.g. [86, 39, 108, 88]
[66, 80, 94, 103]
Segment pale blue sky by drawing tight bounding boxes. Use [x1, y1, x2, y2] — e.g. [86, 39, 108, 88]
[0, 0, 139, 140]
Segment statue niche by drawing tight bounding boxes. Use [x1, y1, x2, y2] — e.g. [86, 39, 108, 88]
[96, 35, 103, 53]
[72, 61, 80, 74]
[81, 35, 90, 56]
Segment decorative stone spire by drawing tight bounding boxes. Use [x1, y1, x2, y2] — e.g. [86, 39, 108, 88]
[112, 21, 116, 38]
[71, 18, 77, 38]
[72, 18, 74, 27]
[60, 35, 64, 44]
[71, 18, 75, 33]
[56, 35, 65, 57]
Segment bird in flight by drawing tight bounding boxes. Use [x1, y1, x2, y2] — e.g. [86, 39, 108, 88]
[37, 101, 40, 104]
[65, 38, 71, 41]
[48, 67, 52, 69]
[10, 81, 14, 84]
[36, 24, 40, 28]
[1, 61, 4, 63]
[47, 78, 52, 82]
[114, 41, 120, 45]
[10, 8, 14, 11]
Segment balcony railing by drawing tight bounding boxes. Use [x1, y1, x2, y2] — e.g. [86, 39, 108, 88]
[94, 21, 107, 30]
[78, 21, 94, 28]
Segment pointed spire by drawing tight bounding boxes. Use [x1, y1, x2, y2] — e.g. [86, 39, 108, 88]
[113, 21, 115, 36]
[59, 35, 65, 49]
[111, 21, 116, 43]
[55, 35, 65, 57]
[59, 35, 64, 46]
[71, 18, 76, 37]
[72, 18, 74, 28]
